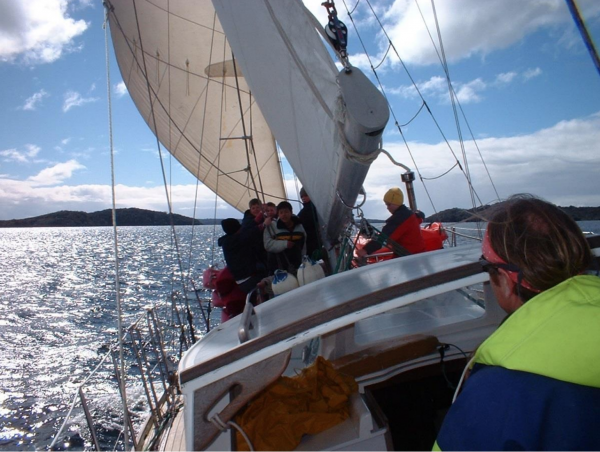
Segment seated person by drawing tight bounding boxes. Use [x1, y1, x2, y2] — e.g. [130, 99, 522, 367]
[263, 201, 306, 275]
[357, 187, 425, 259]
[218, 218, 267, 296]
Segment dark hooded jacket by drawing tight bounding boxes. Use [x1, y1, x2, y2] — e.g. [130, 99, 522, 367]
[218, 225, 264, 282]
[298, 200, 320, 258]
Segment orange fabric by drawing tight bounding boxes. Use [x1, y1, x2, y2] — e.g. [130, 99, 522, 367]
[235, 356, 357, 451]
[421, 222, 448, 251]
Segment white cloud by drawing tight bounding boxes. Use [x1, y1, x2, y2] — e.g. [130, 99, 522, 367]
[114, 81, 128, 98]
[21, 89, 49, 110]
[0, 178, 237, 221]
[1, 113, 599, 222]
[523, 67, 542, 80]
[27, 159, 85, 186]
[454, 78, 486, 104]
[388, 66, 543, 105]
[333, 0, 600, 67]
[0, 144, 41, 163]
[63, 90, 99, 112]
[0, 0, 89, 65]
[362, 112, 600, 218]
[495, 72, 517, 84]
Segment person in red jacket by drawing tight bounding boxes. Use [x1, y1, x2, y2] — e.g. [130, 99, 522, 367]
[357, 187, 425, 259]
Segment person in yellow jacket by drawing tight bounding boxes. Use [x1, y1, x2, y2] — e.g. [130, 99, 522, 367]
[435, 194, 600, 451]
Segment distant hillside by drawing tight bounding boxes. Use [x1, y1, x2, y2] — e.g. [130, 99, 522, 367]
[0, 208, 202, 228]
[426, 205, 600, 223]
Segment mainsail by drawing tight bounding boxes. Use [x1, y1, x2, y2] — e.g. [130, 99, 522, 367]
[107, 0, 286, 212]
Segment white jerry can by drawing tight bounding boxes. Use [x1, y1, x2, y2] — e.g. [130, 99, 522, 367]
[271, 269, 299, 296]
[297, 256, 326, 286]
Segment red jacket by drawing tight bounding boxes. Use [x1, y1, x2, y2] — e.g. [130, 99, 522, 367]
[364, 205, 426, 256]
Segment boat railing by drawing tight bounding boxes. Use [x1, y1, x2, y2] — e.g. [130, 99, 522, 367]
[50, 306, 183, 451]
[447, 226, 483, 247]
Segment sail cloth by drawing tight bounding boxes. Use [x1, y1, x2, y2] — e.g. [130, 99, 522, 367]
[213, 0, 376, 242]
[106, 0, 286, 212]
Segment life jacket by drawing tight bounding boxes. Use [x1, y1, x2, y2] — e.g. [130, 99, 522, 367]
[421, 222, 447, 251]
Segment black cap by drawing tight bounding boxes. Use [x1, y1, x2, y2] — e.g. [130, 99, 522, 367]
[221, 218, 241, 235]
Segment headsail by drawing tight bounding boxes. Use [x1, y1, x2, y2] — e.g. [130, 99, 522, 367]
[213, 0, 388, 242]
[106, 0, 286, 212]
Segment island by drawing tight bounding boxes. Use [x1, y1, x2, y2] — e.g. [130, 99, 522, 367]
[0, 208, 202, 228]
[425, 205, 600, 223]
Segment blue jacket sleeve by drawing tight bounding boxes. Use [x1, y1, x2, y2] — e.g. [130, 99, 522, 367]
[436, 365, 600, 451]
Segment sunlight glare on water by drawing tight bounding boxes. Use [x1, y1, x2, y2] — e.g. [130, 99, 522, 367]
[0, 225, 222, 451]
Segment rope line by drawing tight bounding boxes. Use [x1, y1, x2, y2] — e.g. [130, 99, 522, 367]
[209, 414, 255, 451]
[414, 0, 499, 200]
[421, 162, 459, 180]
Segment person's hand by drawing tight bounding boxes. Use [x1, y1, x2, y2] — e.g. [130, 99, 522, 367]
[356, 248, 367, 258]
[264, 216, 273, 226]
[287, 240, 294, 249]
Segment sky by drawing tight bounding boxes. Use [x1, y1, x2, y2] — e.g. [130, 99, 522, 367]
[0, 0, 599, 222]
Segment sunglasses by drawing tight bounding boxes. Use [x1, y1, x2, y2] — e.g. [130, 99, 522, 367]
[479, 255, 529, 301]
[478, 255, 520, 275]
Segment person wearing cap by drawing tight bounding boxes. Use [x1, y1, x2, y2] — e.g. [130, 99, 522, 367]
[218, 218, 267, 295]
[357, 187, 425, 259]
[298, 187, 321, 260]
[434, 195, 600, 451]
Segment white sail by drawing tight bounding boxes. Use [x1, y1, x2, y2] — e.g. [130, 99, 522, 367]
[213, 0, 388, 242]
[107, 0, 286, 212]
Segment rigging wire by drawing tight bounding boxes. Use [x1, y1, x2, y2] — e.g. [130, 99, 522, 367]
[414, 0, 500, 202]
[340, 0, 438, 214]
[230, 53, 263, 201]
[190, 8, 221, 269]
[102, 5, 129, 448]
[211, 22, 230, 267]
[342, 0, 489, 217]
[130, 0, 206, 339]
[429, 0, 476, 214]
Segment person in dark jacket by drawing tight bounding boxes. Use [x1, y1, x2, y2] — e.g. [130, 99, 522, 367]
[240, 197, 268, 267]
[357, 187, 425, 259]
[263, 201, 306, 275]
[434, 195, 600, 451]
[217, 218, 266, 294]
[298, 187, 321, 260]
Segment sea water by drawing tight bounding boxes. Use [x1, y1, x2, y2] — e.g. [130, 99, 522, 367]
[1, 222, 599, 451]
[0, 225, 224, 451]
